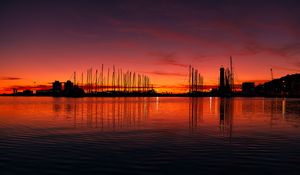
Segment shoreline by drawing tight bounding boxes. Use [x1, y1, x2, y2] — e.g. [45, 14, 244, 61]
[0, 94, 299, 98]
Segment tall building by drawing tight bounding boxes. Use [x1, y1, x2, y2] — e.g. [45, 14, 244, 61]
[52, 81, 62, 92]
[219, 66, 225, 92]
[64, 80, 74, 92]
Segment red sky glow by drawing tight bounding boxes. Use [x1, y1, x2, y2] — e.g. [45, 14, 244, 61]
[1, 0, 300, 93]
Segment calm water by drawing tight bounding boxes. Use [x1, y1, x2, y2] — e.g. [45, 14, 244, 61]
[0, 97, 300, 174]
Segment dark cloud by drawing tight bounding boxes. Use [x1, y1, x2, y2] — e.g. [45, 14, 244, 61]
[2, 85, 51, 92]
[235, 79, 269, 85]
[0, 76, 22, 80]
[271, 66, 300, 72]
[144, 71, 186, 77]
[121, 26, 191, 42]
[236, 41, 300, 60]
[274, 43, 300, 57]
[158, 84, 218, 90]
[148, 52, 188, 68]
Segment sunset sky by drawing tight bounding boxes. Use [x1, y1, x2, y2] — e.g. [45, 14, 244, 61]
[1, 0, 300, 93]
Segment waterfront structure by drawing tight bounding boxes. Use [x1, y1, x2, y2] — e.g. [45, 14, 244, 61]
[242, 82, 255, 95]
[188, 65, 204, 94]
[256, 74, 300, 97]
[219, 66, 225, 94]
[218, 56, 234, 96]
[52, 81, 62, 92]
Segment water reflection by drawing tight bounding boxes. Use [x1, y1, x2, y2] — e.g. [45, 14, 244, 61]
[282, 98, 286, 117]
[188, 97, 299, 136]
[219, 98, 233, 140]
[267, 98, 290, 127]
[52, 98, 152, 130]
[1, 97, 300, 175]
[48, 97, 300, 133]
[189, 98, 203, 132]
[189, 97, 234, 136]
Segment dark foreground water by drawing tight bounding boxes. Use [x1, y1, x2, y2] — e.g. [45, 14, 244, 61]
[0, 97, 300, 174]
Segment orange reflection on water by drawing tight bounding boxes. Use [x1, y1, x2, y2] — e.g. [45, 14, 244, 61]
[0, 97, 299, 137]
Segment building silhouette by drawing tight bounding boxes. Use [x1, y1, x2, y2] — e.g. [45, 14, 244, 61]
[218, 61, 234, 97]
[52, 81, 62, 96]
[219, 66, 225, 94]
[63, 80, 84, 97]
[242, 82, 255, 96]
[64, 80, 73, 94]
[22, 90, 33, 96]
[50, 80, 84, 97]
[52, 81, 62, 92]
[256, 74, 300, 97]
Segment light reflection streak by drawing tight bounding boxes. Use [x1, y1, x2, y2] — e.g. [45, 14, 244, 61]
[282, 98, 286, 118]
[219, 98, 234, 141]
[51, 98, 153, 130]
[189, 98, 204, 133]
[44, 97, 300, 134]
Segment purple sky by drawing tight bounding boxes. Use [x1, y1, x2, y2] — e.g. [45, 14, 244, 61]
[0, 0, 300, 92]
